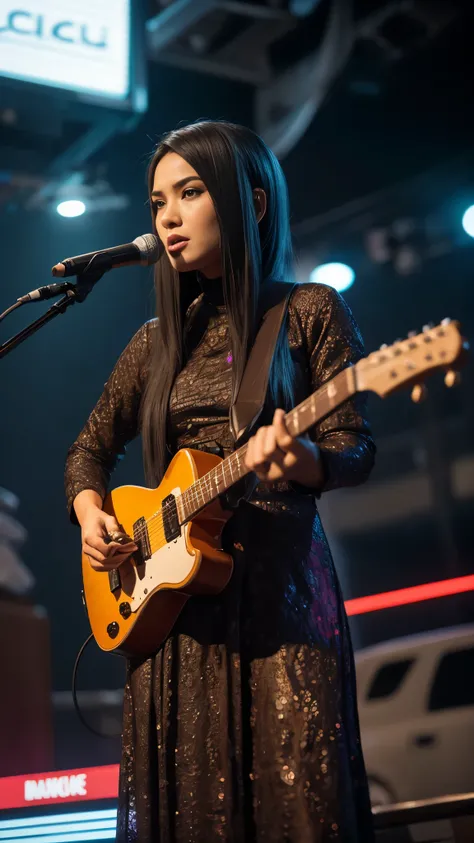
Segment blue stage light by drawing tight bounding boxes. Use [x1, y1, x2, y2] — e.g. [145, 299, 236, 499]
[309, 262, 355, 292]
[57, 200, 86, 218]
[0, 808, 117, 842]
[462, 205, 474, 238]
[0, 831, 115, 842]
[0, 810, 116, 829]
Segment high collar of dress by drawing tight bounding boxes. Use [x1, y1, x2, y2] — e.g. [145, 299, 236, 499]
[197, 274, 225, 307]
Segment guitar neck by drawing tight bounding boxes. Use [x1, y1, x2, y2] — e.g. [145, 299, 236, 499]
[176, 319, 465, 523]
[178, 366, 357, 523]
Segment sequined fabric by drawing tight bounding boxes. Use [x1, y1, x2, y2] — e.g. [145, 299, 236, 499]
[65, 282, 376, 842]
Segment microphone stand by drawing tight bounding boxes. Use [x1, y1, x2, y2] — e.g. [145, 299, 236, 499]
[0, 267, 106, 361]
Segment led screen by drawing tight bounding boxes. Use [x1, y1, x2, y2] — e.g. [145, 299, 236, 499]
[0, 0, 130, 101]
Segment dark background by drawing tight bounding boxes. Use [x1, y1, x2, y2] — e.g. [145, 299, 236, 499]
[0, 0, 473, 708]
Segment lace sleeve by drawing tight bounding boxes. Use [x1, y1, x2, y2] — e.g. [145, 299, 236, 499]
[64, 321, 154, 521]
[292, 284, 376, 493]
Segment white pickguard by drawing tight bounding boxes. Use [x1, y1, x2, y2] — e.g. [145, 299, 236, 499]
[120, 488, 197, 612]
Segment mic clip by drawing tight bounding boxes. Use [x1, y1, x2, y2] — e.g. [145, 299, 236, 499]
[17, 281, 76, 304]
[17, 260, 108, 305]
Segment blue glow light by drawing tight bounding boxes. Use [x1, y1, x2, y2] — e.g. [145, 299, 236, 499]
[0, 831, 115, 843]
[56, 201, 86, 218]
[0, 808, 116, 842]
[309, 262, 355, 292]
[462, 205, 474, 238]
[0, 809, 116, 830]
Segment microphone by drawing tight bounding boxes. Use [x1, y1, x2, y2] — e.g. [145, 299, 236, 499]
[51, 233, 162, 278]
[16, 234, 162, 303]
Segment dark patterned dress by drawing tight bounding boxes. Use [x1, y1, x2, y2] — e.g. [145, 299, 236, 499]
[65, 281, 376, 843]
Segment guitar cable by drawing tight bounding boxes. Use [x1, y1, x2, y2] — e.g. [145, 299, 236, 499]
[72, 634, 122, 738]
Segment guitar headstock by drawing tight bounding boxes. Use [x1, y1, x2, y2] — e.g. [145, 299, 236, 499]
[356, 320, 468, 399]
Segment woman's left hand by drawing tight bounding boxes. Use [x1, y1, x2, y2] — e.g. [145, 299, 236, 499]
[244, 408, 325, 488]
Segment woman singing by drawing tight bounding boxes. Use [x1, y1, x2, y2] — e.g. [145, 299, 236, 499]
[65, 120, 376, 842]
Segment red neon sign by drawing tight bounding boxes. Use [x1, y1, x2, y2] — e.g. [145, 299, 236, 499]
[345, 574, 474, 616]
[0, 764, 119, 810]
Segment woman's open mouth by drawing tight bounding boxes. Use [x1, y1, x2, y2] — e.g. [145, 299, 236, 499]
[167, 237, 189, 254]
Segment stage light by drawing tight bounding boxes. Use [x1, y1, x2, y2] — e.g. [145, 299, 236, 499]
[289, 0, 323, 16]
[56, 200, 86, 218]
[462, 205, 474, 238]
[309, 262, 355, 292]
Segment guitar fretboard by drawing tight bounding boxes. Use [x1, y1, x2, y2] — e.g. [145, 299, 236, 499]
[177, 366, 356, 523]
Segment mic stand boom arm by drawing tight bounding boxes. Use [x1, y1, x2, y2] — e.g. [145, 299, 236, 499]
[0, 267, 105, 361]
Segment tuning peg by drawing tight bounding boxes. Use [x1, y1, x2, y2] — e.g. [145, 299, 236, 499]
[444, 370, 461, 388]
[411, 383, 428, 403]
[379, 343, 388, 350]
[407, 330, 417, 338]
[422, 323, 434, 333]
[441, 317, 451, 326]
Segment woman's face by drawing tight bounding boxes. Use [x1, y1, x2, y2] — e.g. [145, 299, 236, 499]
[152, 152, 221, 278]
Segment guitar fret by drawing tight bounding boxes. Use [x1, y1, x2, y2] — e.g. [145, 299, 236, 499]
[198, 481, 206, 509]
[197, 480, 205, 506]
[220, 460, 225, 492]
[327, 381, 337, 404]
[293, 408, 300, 435]
[202, 472, 211, 500]
[235, 451, 243, 479]
[347, 365, 357, 393]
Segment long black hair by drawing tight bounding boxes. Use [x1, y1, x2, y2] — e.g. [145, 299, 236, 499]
[141, 120, 296, 486]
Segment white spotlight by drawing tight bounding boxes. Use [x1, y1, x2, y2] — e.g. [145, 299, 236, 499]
[310, 262, 355, 292]
[57, 200, 86, 218]
[462, 205, 474, 238]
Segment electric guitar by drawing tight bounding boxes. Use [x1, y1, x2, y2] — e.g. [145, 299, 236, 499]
[81, 320, 467, 657]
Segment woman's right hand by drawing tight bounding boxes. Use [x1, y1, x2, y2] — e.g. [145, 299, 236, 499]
[81, 506, 138, 572]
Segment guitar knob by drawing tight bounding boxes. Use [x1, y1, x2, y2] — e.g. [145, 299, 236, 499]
[119, 601, 131, 619]
[106, 621, 119, 639]
[411, 383, 427, 403]
[444, 370, 461, 388]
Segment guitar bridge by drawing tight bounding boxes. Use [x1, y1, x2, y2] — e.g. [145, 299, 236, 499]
[133, 516, 151, 564]
[162, 494, 180, 542]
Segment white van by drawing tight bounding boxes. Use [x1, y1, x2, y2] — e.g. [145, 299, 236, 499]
[355, 624, 474, 806]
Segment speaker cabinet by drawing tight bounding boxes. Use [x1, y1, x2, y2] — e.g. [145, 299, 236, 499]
[0, 598, 54, 776]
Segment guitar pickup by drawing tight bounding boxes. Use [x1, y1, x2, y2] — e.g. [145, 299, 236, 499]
[162, 494, 180, 542]
[132, 516, 151, 564]
[108, 568, 121, 593]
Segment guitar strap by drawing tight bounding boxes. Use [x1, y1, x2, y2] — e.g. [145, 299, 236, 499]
[229, 280, 297, 443]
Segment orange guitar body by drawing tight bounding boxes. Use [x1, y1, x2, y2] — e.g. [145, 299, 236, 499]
[81, 448, 234, 657]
